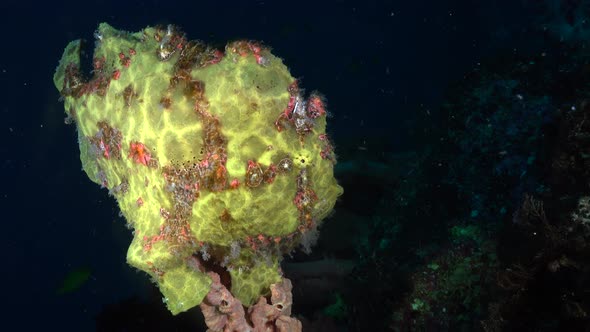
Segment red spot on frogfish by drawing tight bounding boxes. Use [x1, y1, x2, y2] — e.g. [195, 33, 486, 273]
[129, 141, 151, 166]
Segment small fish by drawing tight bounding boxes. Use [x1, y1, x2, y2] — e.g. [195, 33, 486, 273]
[56, 267, 92, 295]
